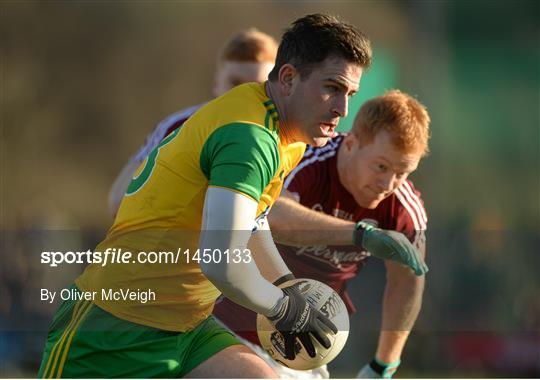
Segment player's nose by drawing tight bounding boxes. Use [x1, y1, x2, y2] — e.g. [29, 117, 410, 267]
[332, 94, 348, 118]
[377, 173, 396, 192]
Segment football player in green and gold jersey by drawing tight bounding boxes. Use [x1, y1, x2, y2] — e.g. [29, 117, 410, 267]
[38, 14, 372, 378]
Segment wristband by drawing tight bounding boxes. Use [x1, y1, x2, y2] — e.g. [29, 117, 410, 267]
[266, 293, 288, 319]
[369, 357, 401, 378]
[266, 274, 295, 319]
[273, 273, 295, 287]
[353, 221, 374, 247]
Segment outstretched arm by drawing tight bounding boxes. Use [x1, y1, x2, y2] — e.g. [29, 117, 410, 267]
[269, 190, 356, 246]
[377, 257, 425, 359]
[270, 190, 427, 276]
[357, 243, 426, 378]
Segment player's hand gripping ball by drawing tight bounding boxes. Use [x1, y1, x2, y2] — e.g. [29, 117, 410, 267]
[257, 278, 349, 370]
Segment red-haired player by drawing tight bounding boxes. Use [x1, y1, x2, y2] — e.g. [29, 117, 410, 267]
[214, 90, 431, 378]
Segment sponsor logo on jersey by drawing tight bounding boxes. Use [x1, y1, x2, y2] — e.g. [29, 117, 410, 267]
[332, 208, 354, 221]
[295, 245, 369, 269]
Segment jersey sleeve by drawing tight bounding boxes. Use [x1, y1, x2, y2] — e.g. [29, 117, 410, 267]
[199, 123, 279, 202]
[393, 180, 428, 251]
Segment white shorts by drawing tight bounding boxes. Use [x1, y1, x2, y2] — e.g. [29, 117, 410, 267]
[239, 334, 329, 379]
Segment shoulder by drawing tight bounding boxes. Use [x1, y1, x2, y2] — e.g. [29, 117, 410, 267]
[284, 134, 343, 189]
[302, 134, 344, 160]
[132, 103, 205, 162]
[155, 104, 205, 139]
[194, 83, 273, 132]
[281, 142, 307, 171]
[392, 179, 428, 232]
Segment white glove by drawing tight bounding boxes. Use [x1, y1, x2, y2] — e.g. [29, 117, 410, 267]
[356, 358, 400, 378]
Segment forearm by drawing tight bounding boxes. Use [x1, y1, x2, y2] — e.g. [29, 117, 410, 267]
[200, 233, 284, 315]
[376, 261, 425, 362]
[269, 195, 355, 246]
[199, 187, 284, 316]
[249, 220, 292, 284]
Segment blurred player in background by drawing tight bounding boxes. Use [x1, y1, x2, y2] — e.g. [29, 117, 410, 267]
[214, 90, 430, 378]
[38, 14, 382, 378]
[108, 28, 278, 215]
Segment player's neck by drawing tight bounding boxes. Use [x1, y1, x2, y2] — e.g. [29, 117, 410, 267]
[265, 81, 296, 145]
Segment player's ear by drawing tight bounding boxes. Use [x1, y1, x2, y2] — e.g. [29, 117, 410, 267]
[277, 64, 298, 96]
[212, 71, 222, 98]
[343, 133, 359, 152]
[212, 81, 220, 98]
[212, 64, 226, 97]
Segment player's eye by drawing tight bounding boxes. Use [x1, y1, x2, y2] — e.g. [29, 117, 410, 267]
[325, 84, 340, 94]
[375, 163, 387, 173]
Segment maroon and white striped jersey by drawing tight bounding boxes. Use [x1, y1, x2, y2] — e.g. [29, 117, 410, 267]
[131, 103, 204, 163]
[213, 133, 427, 345]
[276, 134, 427, 314]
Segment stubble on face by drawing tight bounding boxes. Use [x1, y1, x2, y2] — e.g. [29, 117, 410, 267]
[287, 57, 362, 147]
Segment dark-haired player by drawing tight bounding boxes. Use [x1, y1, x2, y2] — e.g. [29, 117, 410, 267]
[39, 14, 382, 378]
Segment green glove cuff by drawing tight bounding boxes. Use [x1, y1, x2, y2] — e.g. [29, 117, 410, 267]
[353, 221, 375, 248]
[369, 357, 401, 378]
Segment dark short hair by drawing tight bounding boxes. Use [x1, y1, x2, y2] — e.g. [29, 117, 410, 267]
[268, 13, 372, 81]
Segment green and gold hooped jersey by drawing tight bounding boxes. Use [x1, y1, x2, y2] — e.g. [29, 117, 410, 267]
[76, 83, 306, 332]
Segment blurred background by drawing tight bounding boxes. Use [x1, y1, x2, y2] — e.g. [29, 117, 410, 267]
[1, 0, 539, 377]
